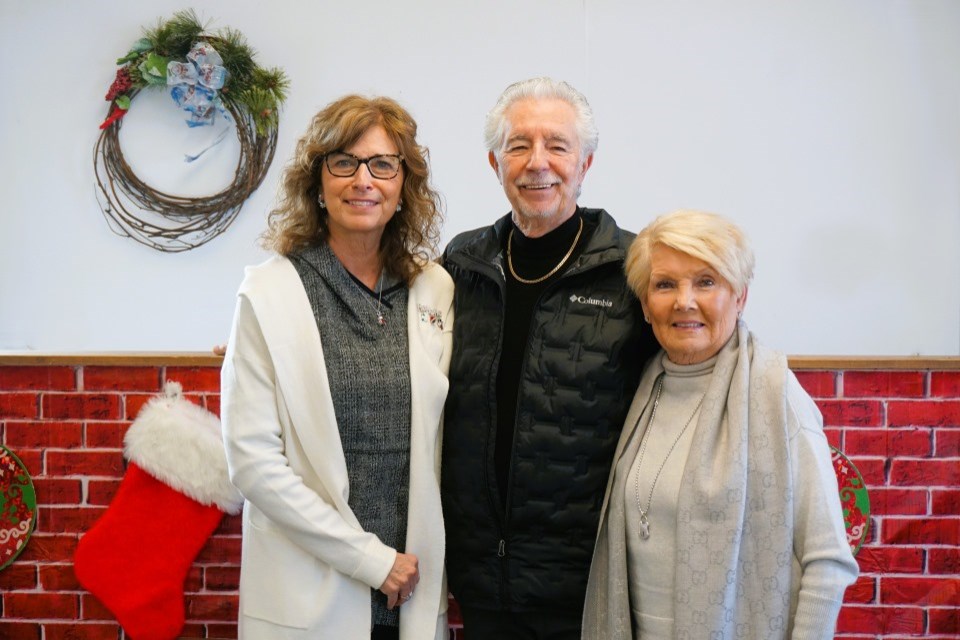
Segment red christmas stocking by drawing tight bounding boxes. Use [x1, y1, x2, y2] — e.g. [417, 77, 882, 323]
[74, 382, 242, 640]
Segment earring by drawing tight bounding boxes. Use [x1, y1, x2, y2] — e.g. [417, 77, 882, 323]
[317, 193, 326, 209]
[396, 201, 402, 213]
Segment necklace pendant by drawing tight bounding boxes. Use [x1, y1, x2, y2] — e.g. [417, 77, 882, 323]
[639, 513, 650, 540]
[377, 313, 386, 326]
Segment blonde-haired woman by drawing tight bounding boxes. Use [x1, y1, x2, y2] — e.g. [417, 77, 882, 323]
[221, 95, 453, 640]
[583, 210, 858, 639]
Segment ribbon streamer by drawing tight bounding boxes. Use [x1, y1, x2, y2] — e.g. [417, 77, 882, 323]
[184, 126, 231, 163]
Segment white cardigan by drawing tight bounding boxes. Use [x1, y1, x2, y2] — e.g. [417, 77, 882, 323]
[220, 256, 454, 640]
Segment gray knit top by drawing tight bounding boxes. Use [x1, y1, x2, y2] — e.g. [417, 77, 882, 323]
[290, 242, 411, 628]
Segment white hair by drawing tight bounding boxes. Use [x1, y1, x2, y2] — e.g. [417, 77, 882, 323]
[483, 77, 599, 160]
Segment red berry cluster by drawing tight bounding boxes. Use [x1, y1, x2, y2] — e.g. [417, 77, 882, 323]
[105, 67, 133, 102]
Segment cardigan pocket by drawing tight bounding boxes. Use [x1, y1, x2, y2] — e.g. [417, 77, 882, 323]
[240, 513, 320, 629]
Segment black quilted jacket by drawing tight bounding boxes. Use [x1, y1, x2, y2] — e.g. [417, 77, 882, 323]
[440, 208, 657, 612]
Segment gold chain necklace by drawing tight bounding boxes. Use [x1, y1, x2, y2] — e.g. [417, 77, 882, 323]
[507, 217, 584, 284]
[633, 374, 705, 540]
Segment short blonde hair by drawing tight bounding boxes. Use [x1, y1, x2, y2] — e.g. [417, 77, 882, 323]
[262, 95, 442, 284]
[625, 209, 755, 299]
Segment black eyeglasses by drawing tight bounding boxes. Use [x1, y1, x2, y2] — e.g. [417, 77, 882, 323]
[324, 152, 404, 179]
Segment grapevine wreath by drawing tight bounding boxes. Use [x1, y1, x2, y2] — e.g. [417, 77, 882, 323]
[94, 10, 289, 252]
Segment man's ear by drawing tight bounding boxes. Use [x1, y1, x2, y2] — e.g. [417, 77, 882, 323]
[581, 152, 594, 176]
[488, 151, 502, 183]
[574, 153, 594, 195]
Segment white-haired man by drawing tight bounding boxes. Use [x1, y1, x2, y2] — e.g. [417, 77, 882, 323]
[441, 77, 658, 639]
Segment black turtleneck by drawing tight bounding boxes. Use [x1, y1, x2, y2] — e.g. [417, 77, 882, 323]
[494, 209, 591, 512]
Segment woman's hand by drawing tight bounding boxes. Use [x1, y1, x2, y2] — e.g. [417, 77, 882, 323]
[379, 552, 420, 609]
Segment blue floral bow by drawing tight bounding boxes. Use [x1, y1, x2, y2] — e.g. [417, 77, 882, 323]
[167, 42, 229, 127]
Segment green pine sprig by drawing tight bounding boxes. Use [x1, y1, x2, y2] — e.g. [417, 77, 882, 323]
[215, 27, 257, 86]
[235, 87, 282, 136]
[143, 9, 206, 58]
[252, 67, 290, 103]
[107, 11, 289, 133]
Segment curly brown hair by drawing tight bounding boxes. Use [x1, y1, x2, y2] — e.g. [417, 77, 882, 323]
[262, 95, 443, 284]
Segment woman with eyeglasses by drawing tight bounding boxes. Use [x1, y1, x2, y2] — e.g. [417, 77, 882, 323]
[221, 95, 453, 640]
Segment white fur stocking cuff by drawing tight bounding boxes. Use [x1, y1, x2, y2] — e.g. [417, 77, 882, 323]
[123, 380, 243, 514]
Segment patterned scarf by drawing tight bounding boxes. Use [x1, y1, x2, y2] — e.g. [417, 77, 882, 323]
[583, 323, 795, 639]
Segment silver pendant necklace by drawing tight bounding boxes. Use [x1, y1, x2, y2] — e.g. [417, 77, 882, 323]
[632, 374, 705, 540]
[358, 270, 386, 326]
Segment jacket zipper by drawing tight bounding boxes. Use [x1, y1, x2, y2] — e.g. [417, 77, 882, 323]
[449, 251, 514, 605]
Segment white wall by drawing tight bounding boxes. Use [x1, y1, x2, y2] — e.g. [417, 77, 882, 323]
[1, 0, 957, 355]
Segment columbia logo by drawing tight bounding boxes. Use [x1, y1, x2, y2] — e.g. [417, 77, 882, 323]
[569, 294, 613, 308]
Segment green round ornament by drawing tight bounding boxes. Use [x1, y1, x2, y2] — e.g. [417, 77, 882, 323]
[830, 445, 870, 555]
[0, 445, 37, 570]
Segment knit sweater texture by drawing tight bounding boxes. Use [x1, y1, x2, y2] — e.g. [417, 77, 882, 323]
[290, 243, 411, 628]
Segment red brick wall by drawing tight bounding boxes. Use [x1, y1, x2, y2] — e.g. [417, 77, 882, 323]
[795, 369, 960, 638]
[0, 360, 957, 639]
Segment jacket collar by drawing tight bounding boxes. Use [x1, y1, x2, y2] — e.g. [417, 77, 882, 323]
[448, 207, 631, 276]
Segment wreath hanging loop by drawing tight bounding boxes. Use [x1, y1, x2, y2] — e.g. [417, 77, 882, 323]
[94, 10, 289, 252]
